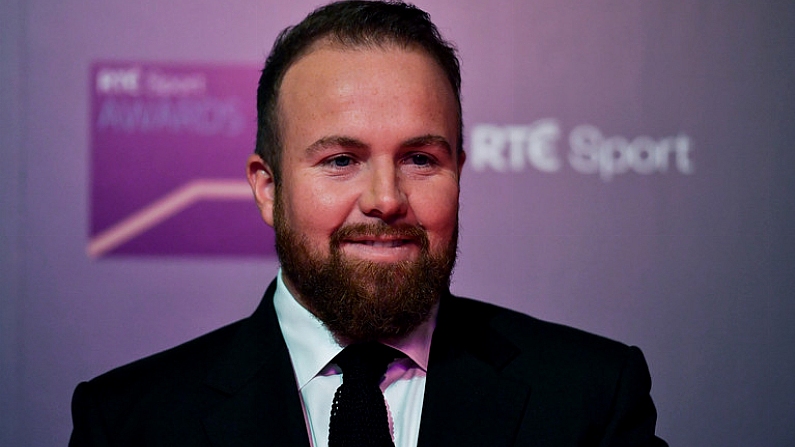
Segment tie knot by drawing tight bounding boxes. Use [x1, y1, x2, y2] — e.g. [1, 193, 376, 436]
[334, 343, 401, 384]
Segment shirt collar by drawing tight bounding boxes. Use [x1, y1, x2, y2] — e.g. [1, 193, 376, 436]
[272, 269, 437, 390]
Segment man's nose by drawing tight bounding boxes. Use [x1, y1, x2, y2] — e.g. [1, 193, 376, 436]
[359, 164, 408, 222]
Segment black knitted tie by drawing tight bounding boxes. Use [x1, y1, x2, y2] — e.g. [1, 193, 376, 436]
[328, 343, 400, 447]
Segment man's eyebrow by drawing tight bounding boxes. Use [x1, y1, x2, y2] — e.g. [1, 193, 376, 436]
[402, 134, 453, 155]
[305, 134, 453, 155]
[305, 136, 368, 155]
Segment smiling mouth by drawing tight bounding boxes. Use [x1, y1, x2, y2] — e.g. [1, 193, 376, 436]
[348, 238, 414, 248]
[331, 223, 430, 252]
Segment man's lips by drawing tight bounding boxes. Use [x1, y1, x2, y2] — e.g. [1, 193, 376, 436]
[330, 223, 430, 252]
[338, 236, 419, 262]
[344, 237, 415, 248]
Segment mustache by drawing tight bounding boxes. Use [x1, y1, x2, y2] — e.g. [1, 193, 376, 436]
[330, 223, 430, 251]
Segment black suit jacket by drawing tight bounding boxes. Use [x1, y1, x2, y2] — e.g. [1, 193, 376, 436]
[69, 281, 667, 446]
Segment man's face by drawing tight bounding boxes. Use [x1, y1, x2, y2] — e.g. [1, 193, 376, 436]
[248, 44, 464, 342]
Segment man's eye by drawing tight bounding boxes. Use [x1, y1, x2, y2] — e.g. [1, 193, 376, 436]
[409, 154, 432, 166]
[330, 156, 353, 167]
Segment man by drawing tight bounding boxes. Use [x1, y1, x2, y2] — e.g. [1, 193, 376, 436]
[70, 1, 667, 446]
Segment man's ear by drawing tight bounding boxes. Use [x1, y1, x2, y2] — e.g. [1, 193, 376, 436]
[246, 154, 276, 227]
[457, 149, 466, 179]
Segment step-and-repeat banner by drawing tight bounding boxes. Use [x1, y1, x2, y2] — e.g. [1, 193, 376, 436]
[7, 1, 793, 446]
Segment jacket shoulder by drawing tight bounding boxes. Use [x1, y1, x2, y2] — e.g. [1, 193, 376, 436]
[439, 295, 639, 379]
[86, 318, 244, 393]
[71, 319, 246, 436]
[436, 296, 664, 446]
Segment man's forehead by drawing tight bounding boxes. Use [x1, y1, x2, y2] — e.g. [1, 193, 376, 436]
[277, 42, 457, 118]
[272, 37, 462, 163]
[280, 38, 447, 95]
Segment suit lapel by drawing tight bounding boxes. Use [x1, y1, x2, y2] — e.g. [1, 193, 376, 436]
[201, 281, 311, 447]
[196, 286, 533, 447]
[418, 296, 532, 447]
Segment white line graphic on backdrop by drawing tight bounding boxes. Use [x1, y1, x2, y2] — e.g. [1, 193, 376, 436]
[87, 179, 251, 258]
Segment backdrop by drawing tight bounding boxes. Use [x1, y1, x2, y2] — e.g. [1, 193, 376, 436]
[1, 1, 793, 446]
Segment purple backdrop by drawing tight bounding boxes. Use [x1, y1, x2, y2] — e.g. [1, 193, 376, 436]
[1, 1, 793, 446]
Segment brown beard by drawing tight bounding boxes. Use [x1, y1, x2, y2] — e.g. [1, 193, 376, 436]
[274, 198, 458, 343]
